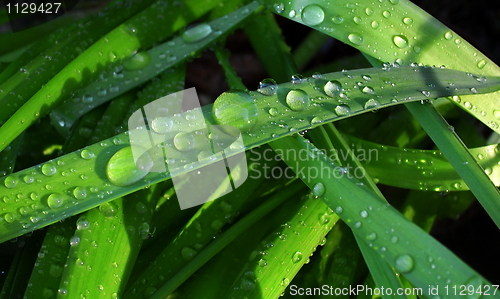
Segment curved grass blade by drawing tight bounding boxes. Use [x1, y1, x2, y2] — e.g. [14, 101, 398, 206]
[343, 134, 500, 191]
[0, 66, 499, 243]
[0, 0, 222, 152]
[50, 1, 262, 134]
[264, 0, 500, 134]
[271, 134, 500, 299]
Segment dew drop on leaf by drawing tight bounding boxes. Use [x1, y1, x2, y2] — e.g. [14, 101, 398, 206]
[301, 4, 325, 26]
[41, 163, 57, 176]
[151, 116, 173, 134]
[173, 132, 195, 152]
[286, 89, 310, 111]
[312, 182, 325, 197]
[80, 149, 95, 160]
[364, 98, 381, 109]
[395, 254, 414, 273]
[106, 146, 153, 187]
[47, 193, 64, 209]
[393, 35, 409, 48]
[99, 202, 118, 218]
[292, 251, 303, 263]
[348, 33, 364, 45]
[213, 90, 258, 132]
[257, 78, 278, 96]
[73, 187, 87, 200]
[324, 80, 343, 97]
[334, 105, 351, 116]
[3, 176, 17, 188]
[123, 52, 151, 71]
[182, 23, 212, 43]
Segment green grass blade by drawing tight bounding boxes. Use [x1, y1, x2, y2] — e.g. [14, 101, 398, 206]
[0, 66, 499, 243]
[0, 0, 222, 152]
[264, 0, 500, 134]
[50, 1, 261, 134]
[271, 134, 500, 299]
[343, 134, 500, 191]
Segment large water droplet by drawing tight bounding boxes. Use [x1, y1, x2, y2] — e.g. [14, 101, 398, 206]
[324, 80, 343, 97]
[41, 163, 57, 176]
[80, 149, 95, 160]
[123, 52, 151, 71]
[361, 86, 375, 94]
[106, 147, 153, 187]
[151, 117, 173, 134]
[348, 33, 364, 45]
[47, 193, 64, 209]
[99, 202, 118, 218]
[69, 236, 80, 246]
[393, 35, 409, 48]
[258, 258, 268, 267]
[301, 4, 325, 26]
[334, 105, 351, 116]
[286, 89, 310, 111]
[312, 183, 325, 197]
[292, 251, 303, 263]
[477, 59, 487, 69]
[364, 98, 381, 109]
[182, 23, 212, 43]
[76, 217, 90, 230]
[73, 187, 87, 200]
[213, 90, 258, 132]
[394, 254, 414, 273]
[173, 132, 195, 152]
[3, 176, 17, 188]
[257, 78, 278, 96]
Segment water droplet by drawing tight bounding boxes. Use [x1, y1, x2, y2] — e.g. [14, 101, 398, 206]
[291, 74, 304, 84]
[73, 187, 87, 200]
[258, 258, 268, 267]
[151, 116, 173, 134]
[240, 278, 256, 290]
[361, 86, 375, 94]
[366, 232, 377, 240]
[360, 210, 368, 218]
[324, 80, 343, 97]
[393, 35, 409, 48]
[444, 31, 453, 40]
[364, 98, 381, 109]
[281, 278, 290, 287]
[123, 52, 151, 71]
[334, 105, 351, 116]
[181, 247, 197, 261]
[82, 94, 93, 103]
[371, 21, 379, 29]
[99, 202, 117, 218]
[80, 149, 95, 160]
[421, 90, 431, 97]
[403, 17, 413, 24]
[47, 193, 64, 209]
[311, 116, 323, 124]
[394, 254, 414, 273]
[312, 183, 325, 197]
[391, 236, 399, 243]
[301, 4, 325, 26]
[365, 7, 374, 15]
[41, 163, 57, 176]
[288, 9, 296, 18]
[382, 10, 391, 18]
[3, 176, 17, 188]
[76, 217, 90, 230]
[182, 23, 212, 43]
[106, 146, 153, 187]
[69, 236, 80, 246]
[3, 213, 15, 223]
[354, 221, 362, 228]
[335, 206, 343, 214]
[319, 213, 331, 224]
[211, 219, 223, 231]
[273, 3, 285, 13]
[136, 202, 147, 213]
[348, 33, 364, 45]
[257, 78, 278, 96]
[353, 16, 362, 24]
[268, 107, 279, 116]
[213, 90, 258, 132]
[286, 89, 310, 111]
[477, 59, 487, 69]
[389, 0, 399, 4]
[292, 251, 303, 263]
[332, 15, 344, 24]
[470, 87, 478, 94]
[173, 132, 195, 152]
